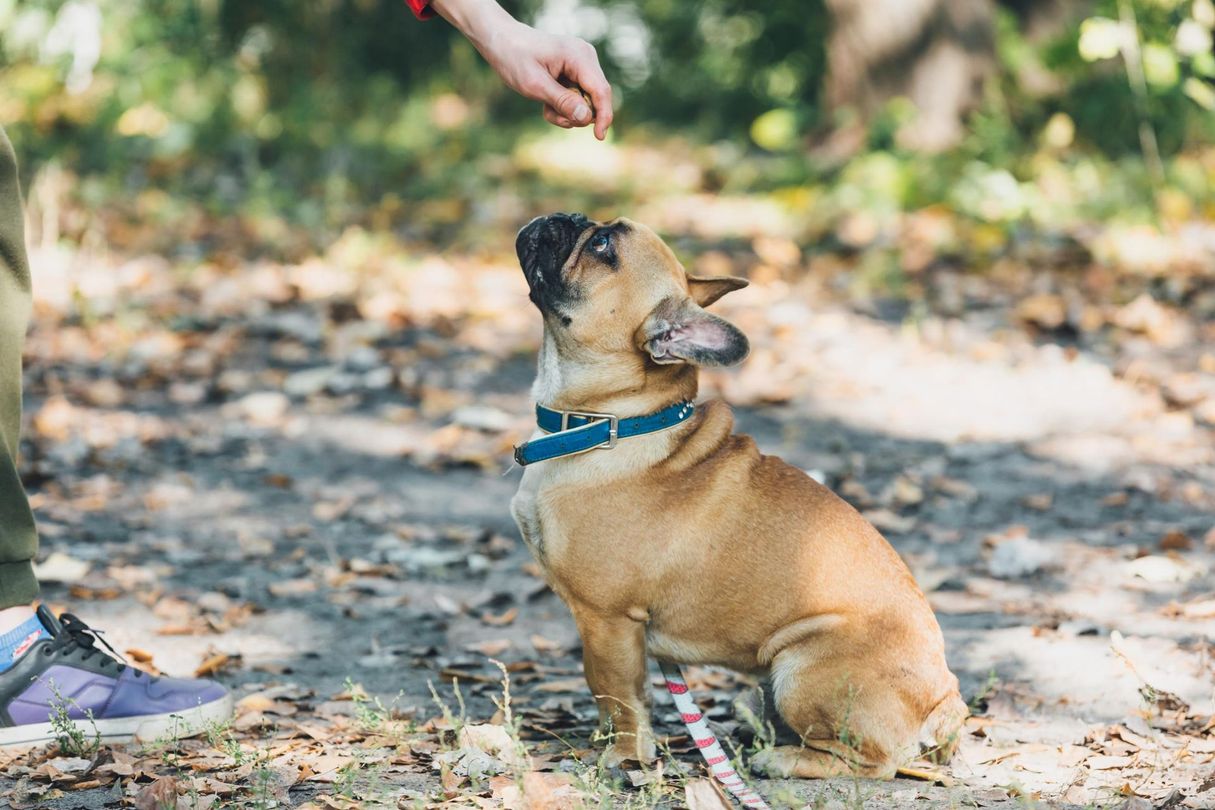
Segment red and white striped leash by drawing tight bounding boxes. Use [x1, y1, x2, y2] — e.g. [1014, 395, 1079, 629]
[659, 661, 772, 809]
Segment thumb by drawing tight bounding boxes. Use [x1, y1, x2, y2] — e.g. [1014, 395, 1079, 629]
[534, 75, 592, 125]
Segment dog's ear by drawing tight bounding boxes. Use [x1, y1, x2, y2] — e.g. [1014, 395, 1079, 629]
[641, 297, 749, 367]
[687, 275, 748, 307]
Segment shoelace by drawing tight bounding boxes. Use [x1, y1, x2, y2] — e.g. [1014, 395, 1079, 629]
[46, 613, 147, 679]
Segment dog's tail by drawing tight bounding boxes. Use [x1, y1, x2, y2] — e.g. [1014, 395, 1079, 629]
[918, 691, 969, 763]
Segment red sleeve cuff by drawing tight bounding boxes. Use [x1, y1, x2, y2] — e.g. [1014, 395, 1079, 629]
[406, 0, 434, 19]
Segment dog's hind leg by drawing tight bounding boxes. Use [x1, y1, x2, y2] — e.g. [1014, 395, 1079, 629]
[762, 643, 918, 780]
[751, 743, 896, 779]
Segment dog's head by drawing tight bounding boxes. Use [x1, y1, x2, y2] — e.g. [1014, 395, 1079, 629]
[516, 213, 749, 370]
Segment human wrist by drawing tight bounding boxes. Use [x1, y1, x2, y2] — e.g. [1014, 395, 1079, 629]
[429, 0, 520, 55]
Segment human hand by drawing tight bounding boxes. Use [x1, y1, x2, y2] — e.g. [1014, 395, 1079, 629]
[429, 0, 613, 139]
[481, 21, 613, 140]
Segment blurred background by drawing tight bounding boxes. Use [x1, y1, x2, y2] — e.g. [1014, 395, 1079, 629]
[4, 0, 1215, 243]
[2, 1, 1214, 806]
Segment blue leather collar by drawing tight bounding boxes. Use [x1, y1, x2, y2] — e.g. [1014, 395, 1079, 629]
[513, 400, 695, 466]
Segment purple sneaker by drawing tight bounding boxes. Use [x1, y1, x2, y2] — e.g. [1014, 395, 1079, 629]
[0, 606, 232, 747]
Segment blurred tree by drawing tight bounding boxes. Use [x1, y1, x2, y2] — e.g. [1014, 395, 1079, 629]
[1, 0, 1211, 220]
[823, 0, 998, 153]
[822, 0, 1098, 153]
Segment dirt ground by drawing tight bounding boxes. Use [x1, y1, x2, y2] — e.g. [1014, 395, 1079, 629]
[2, 214, 1213, 809]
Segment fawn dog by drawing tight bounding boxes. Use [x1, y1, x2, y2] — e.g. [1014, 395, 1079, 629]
[510, 213, 967, 778]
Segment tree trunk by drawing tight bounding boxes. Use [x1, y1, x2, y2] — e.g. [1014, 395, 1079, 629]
[823, 0, 997, 151]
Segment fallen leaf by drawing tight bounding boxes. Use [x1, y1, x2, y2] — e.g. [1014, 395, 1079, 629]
[195, 653, 232, 678]
[1159, 530, 1193, 551]
[467, 639, 512, 656]
[1021, 493, 1053, 511]
[534, 678, 587, 693]
[32, 552, 91, 584]
[685, 778, 732, 810]
[302, 753, 355, 783]
[862, 508, 916, 534]
[457, 723, 529, 769]
[1016, 293, 1068, 331]
[1088, 755, 1134, 770]
[134, 776, 177, 810]
[481, 607, 518, 626]
[890, 475, 924, 507]
[268, 578, 318, 597]
[530, 634, 563, 653]
[495, 771, 585, 809]
[1161, 597, 1215, 619]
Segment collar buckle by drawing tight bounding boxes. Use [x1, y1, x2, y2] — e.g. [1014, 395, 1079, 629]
[559, 410, 619, 450]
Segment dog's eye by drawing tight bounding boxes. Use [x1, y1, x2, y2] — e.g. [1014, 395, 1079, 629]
[589, 232, 611, 254]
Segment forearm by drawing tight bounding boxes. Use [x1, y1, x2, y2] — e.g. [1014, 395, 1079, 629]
[429, 0, 521, 57]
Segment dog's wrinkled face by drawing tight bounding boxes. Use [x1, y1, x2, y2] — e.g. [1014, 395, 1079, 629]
[516, 213, 749, 367]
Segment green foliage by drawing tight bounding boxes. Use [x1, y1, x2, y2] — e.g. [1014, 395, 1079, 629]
[1, 0, 516, 217]
[46, 680, 101, 757]
[583, 0, 830, 138]
[1, 0, 1212, 231]
[1041, 0, 1215, 156]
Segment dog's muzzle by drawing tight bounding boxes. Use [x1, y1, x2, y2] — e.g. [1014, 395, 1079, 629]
[515, 213, 591, 310]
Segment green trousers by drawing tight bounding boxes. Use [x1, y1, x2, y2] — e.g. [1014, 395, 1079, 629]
[0, 127, 40, 609]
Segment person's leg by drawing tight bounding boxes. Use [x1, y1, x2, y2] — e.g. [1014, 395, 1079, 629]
[0, 129, 232, 746]
[0, 127, 40, 616]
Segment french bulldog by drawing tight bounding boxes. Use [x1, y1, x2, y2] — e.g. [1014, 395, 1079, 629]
[510, 213, 967, 778]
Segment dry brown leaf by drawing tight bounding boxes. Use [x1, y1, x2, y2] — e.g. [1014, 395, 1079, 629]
[439, 762, 463, 797]
[481, 607, 519, 626]
[467, 639, 512, 656]
[68, 779, 102, 791]
[134, 776, 177, 810]
[1016, 293, 1068, 331]
[194, 778, 238, 796]
[123, 648, 163, 676]
[195, 653, 231, 678]
[862, 508, 916, 534]
[533, 678, 587, 693]
[495, 771, 585, 810]
[1159, 530, 1193, 551]
[32, 396, 77, 442]
[94, 761, 134, 778]
[125, 647, 154, 664]
[32, 552, 90, 584]
[684, 778, 732, 810]
[1021, 493, 1053, 511]
[302, 753, 355, 782]
[530, 634, 563, 653]
[236, 693, 297, 716]
[840, 478, 872, 506]
[890, 475, 924, 507]
[269, 578, 318, 597]
[1161, 597, 1215, 619]
[458, 723, 529, 769]
[1088, 755, 1135, 770]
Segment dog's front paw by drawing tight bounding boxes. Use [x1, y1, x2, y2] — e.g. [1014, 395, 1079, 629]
[600, 730, 657, 770]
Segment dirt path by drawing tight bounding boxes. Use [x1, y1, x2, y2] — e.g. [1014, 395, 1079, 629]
[3, 235, 1213, 809]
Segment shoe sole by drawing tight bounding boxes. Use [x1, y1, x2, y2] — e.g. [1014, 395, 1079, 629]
[0, 693, 234, 748]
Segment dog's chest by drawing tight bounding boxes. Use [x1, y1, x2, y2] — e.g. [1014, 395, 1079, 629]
[510, 465, 600, 583]
[510, 466, 566, 562]
[510, 475, 545, 558]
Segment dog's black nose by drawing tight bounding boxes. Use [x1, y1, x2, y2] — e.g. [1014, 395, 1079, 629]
[516, 213, 592, 282]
